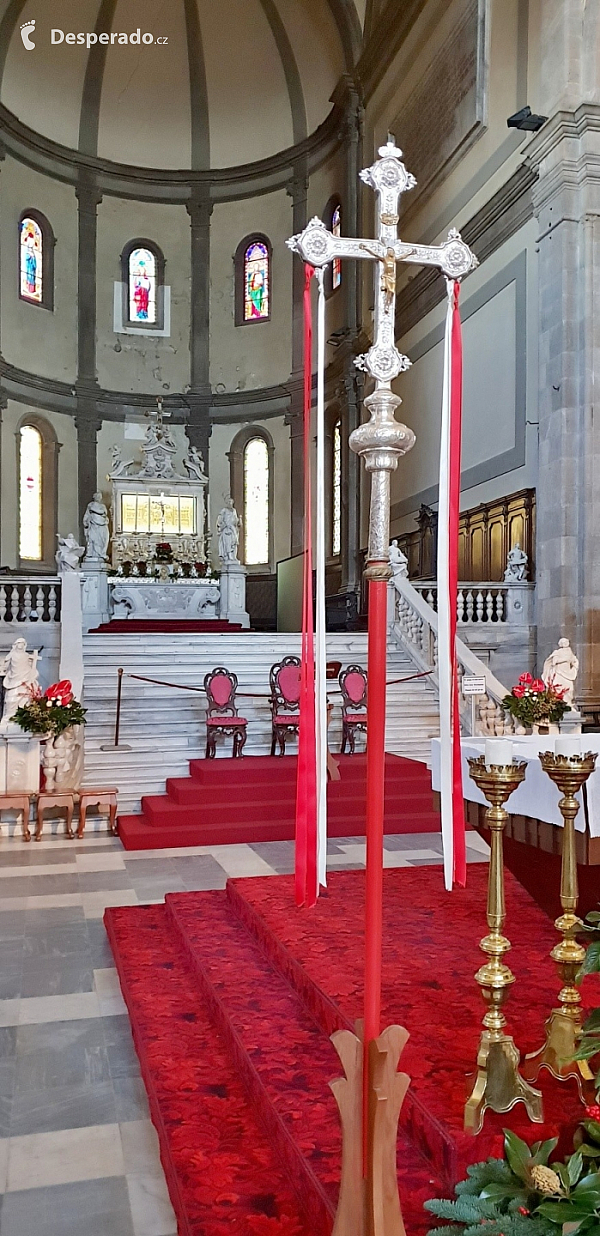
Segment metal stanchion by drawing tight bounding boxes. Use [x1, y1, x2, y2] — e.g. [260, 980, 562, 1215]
[100, 668, 132, 751]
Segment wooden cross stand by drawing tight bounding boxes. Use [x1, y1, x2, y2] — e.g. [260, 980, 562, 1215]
[288, 139, 477, 1236]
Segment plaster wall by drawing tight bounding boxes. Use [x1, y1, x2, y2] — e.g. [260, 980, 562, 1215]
[209, 192, 292, 392]
[389, 219, 538, 539]
[96, 198, 191, 395]
[0, 401, 78, 568]
[208, 418, 291, 569]
[1, 158, 78, 382]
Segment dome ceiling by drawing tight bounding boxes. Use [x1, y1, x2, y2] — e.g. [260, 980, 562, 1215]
[0, 0, 362, 171]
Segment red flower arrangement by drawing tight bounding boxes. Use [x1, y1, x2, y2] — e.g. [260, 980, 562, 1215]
[12, 679, 86, 737]
[502, 671, 569, 727]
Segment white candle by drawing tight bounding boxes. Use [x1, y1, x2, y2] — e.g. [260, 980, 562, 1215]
[485, 738, 513, 768]
[555, 735, 581, 757]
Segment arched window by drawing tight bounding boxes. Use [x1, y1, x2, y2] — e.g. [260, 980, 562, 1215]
[244, 437, 270, 564]
[19, 210, 54, 310]
[235, 234, 272, 325]
[121, 239, 165, 331]
[17, 416, 58, 569]
[332, 418, 342, 557]
[229, 426, 274, 567]
[332, 204, 342, 290]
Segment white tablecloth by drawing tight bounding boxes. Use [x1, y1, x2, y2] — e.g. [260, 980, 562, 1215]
[430, 737, 600, 835]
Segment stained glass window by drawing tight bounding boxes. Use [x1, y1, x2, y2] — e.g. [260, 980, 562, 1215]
[19, 425, 42, 561]
[20, 216, 43, 304]
[332, 204, 342, 290]
[244, 241, 270, 321]
[332, 419, 341, 556]
[128, 246, 157, 324]
[243, 437, 269, 564]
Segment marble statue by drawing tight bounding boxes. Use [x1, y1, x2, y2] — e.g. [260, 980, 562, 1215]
[389, 539, 409, 578]
[83, 492, 110, 562]
[56, 533, 85, 572]
[108, 445, 133, 478]
[542, 637, 579, 706]
[217, 498, 241, 564]
[0, 639, 40, 729]
[183, 445, 207, 481]
[504, 542, 528, 582]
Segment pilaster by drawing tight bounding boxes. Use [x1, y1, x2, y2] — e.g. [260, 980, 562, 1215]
[186, 190, 213, 484]
[286, 158, 309, 557]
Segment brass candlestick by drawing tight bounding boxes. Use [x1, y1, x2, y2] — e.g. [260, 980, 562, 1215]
[465, 756, 543, 1135]
[523, 750, 597, 1100]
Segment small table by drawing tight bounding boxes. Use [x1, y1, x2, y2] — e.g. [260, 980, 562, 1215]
[0, 794, 32, 842]
[36, 793, 75, 841]
[77, 787, 119, 838]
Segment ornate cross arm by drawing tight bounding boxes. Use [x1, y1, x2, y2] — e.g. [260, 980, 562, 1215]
[286, 222, 477, 283]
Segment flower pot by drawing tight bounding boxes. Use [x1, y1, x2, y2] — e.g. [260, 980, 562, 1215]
[532, 720, 560, 736]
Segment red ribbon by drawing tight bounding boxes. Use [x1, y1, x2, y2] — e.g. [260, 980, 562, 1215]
[295, 265, 318, 908]
[449, 281, 467, 887]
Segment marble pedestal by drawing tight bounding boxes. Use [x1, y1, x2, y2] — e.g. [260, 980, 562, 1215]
[219, 562, 250, 628]
[82, 563, 110, 632]
[0, 731, 41, 793]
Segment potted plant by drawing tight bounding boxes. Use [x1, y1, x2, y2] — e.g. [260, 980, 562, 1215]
[12, 680, 87, 792]
[502, 673, 569, 734]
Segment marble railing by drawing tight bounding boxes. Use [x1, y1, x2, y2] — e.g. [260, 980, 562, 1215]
[0, 577, 61, 623]
[412, 580, 534, 626]
[389, 573, 525, 737]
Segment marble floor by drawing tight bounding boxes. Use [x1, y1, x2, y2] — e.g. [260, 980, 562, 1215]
[0, 826, 489, 1235]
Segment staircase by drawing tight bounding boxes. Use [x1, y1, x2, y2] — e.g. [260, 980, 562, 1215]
[82, 630, 440, 813]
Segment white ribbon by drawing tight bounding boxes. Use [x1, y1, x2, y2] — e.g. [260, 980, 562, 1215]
[438, 281, 454, 890]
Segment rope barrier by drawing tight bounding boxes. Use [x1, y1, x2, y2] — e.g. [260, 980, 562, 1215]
[107, 665, 435, 747]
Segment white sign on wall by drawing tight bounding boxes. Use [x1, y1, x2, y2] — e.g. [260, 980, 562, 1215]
[462, 676, 486, 695]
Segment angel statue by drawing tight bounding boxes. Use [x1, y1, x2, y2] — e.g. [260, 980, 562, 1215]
[108, 445, 133, 479]
[183, 445, 207, 482]
[0, 638, 40, 730]
[56, 533, 85, 572]
[216, 498, 241, 564]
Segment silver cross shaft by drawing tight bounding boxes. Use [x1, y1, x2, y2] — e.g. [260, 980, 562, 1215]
[287, 139, 477, 575]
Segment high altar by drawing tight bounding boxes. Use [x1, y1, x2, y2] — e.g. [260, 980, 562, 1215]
[82, 406, 249, 627]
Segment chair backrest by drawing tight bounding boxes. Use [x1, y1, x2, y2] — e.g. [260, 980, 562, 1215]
[339, 664, 367, 714]
[204, 667, 239, 717]
[270, 656, 301, 714]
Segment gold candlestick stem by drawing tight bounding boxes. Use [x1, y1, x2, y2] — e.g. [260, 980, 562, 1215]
[465, 756, 543, 1135]
[523, 751, 597, 1100]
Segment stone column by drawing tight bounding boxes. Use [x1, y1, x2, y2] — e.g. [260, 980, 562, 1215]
[286, 158, 308, 558]
[528, 0, 600, 718]
[75, 176, 102, 533]
[185, 191, 213, 471]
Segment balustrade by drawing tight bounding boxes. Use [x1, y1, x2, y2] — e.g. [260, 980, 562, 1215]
[0, 578, 61, 623]
[414, 582, 508, 624]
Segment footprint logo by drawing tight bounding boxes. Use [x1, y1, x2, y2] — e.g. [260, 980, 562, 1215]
[20, 19, 35, 50]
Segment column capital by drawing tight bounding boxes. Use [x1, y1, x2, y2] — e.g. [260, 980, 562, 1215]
[75, 179, 103, 213]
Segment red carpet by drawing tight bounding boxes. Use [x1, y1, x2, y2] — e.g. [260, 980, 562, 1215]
[118, 752, 441, 849]
[89, 618, 244, 633]
[105, 865, 599, 1235]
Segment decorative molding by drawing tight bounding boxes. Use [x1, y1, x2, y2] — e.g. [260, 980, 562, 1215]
[78, 0, 118, 157]
[395, 162, 536, 338]
[258, 0, 307, 144]
[0, 101, 344, 204]
[183, 0, 210, 170]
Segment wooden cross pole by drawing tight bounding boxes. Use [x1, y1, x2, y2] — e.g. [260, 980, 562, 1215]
[287, 139, 477, 1236]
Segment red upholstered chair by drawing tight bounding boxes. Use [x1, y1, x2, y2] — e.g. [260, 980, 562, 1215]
[269, 656, 301, 755]
[339, 664, 367, 754]
[204, 667, 247, 759]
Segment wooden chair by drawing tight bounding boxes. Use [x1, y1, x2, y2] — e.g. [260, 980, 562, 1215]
[204, 667, 247, 759]
[0, 793, 32, 842]
[269, 656, 301, 755]
[36, 792, 75, 840]
[77, 787, 119, 839]
[339, 664, 368, 754]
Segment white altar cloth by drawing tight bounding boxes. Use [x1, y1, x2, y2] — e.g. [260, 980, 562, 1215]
[430, 736, 600, 836]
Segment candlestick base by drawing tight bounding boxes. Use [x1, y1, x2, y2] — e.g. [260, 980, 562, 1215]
[465, 1030, 544, 1136]
[330, 1021, 410, 1236]
[523, 1009, 596, 1103]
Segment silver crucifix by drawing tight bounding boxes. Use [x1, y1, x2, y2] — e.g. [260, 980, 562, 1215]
[287, 138, 478, 579]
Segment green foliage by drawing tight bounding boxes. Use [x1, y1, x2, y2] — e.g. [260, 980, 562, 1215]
[12, 697, 86, 738]
[572, 908, 600, 1099]
[425, 1131, 600, 1236]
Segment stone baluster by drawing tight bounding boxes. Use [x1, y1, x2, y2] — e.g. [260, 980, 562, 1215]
[48, 586, 57, 622]
[465, 589, 474, 622]
[495, 590, 505, 622]
[10, 586, 18, 621]
[34, 586, 44, 621]
[426, 589, 435, 609]
[22, 586, 32, 621]
[485, 590, 493, 622]
[457, 589, 465, 624]
[475, 590, 484, 622]
[0, 585, 5, 622]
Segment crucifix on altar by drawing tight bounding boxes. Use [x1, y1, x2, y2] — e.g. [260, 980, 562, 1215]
[287, 139, 477, 1236]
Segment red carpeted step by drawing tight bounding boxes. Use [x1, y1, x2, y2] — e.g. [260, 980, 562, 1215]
[117, 811, 302, 849]
[89, 618, 244, 633]
[164, 890, 442, 1234]
[104, 903, 316, 1236]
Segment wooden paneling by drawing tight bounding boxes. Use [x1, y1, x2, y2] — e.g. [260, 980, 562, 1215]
[396, 488, 535, 581]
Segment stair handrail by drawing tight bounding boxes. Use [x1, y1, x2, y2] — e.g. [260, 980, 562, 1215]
[388, 572, 513, 736]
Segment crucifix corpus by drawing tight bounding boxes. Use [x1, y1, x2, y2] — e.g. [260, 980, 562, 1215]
[287, 139, 477, 1236]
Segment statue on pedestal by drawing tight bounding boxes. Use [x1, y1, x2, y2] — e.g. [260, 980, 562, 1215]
[504, 543, 528, 582]
[542, 637, 579, 706]
[217, 498, 241, 565]
[0, 639, 40, 730]
[56, 533, 85, 572]
[83, 493, 110, 563]
[389, 539, 409, 578]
